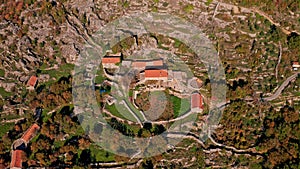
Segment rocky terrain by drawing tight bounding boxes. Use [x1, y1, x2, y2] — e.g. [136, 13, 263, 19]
[0, 0, 299, 168]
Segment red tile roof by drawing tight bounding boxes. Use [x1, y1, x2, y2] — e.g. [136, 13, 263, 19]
[145, 69, 168, 78]
[27, 76, 37, 87]
[21, 123, 40, 143]
[292, 61, 299, 66]
[132, 59, 164, 68]
[191, 93, 203, 109]
[152, 60, 163, 66]
[102, 57, 120, 64]
[10, 150, 23, 168]
[132, 61, 146, 68]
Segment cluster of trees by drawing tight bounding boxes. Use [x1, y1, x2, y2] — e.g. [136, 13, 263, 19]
[0, 117, 35, 167]
[138, 122, 166, 137]
[28, 76, 72, 110]
[24, 105, 93, 167]
[1, 102, 122, 167]
[288, 32, 300, 57]
[0, 73, 92, 167]
[107, 118, 135, 137]
[106, 118, 166, 138]
[226, 78, 251, 99]
[0, 0, 68, 37]
[111, 36, 135, 53]
[0, 0, 24, 25]
[216, 100, 263, 149]
[257, 106, 299, 168]
[216, 100, 299, 168]
[230, 0, 300, 13]
[135, 90, 186, 121]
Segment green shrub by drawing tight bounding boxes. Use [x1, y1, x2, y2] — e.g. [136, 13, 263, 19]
[0, 69, 5, 77]
[184, 4, 194, 13]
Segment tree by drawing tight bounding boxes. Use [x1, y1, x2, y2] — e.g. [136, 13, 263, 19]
[143, 122, 152, 131]
[153, 124, 165, 135]
[287, 32, 300, 54]
[142, 160, 154, 169]
[258, 106, 299, 168]
[269, 24, 281, 42]
[78, 149, 92, 166]
[137, 129, 143, 137]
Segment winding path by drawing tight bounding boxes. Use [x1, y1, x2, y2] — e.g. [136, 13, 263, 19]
[120, 100, 143, 127]
[263, 72, 299, 101]
[151, 109, 198, 125]
[103, 106, 200, 126]
[250, 8, 294, 35]
[1, 117, 25, 124]
[218, 2, 300, 36]
[102, 109, 139, 126]
[167, 131, 262, 156]
[275, 43, 282, 81]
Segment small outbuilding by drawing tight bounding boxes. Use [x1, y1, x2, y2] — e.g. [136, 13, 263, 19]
[191, 92, 204, 112]
[27, 76, 38, 89]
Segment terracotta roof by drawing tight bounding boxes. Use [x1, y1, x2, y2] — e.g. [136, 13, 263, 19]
[191, 93, 203, 109]
[145, 69, 168, 78]
[102, 57, 120, 64]
[21, 124, 40, 143]
[152, 60, 163, 66]
[10, 150, 23, 168]
[292, 61, 300, 66]
[27, 76, 37, 87]
[132, 59, 164, 68]
[132, 61, 146, 68]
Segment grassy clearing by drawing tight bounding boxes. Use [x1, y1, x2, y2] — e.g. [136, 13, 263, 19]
[0, 69, 5, 77]
[173, 38, 182, 48]
[205, 0, 213, 6]
[183, 4, 194, 13]
[105, 102, 143, 123]
[53, 139, 65, 149]
[0, 123, 14, 138]
[30, 133, 40, 143]
[0, 87, 12, 98]
[114, 102, 141, 122]
[95, 75, 106, 84]
[105, 104, 126, 119]
[95, 66, 107, 84]
[125, 99, 146, 121]
[40, 63, 74, 79]
[128, 90, 133, 97]
[179, 98, 190, 115]
[90, 144, 115, 162]
[0, 113, 20, 121]
[171, 96, 190, 117]
[110, 85, 146, 122]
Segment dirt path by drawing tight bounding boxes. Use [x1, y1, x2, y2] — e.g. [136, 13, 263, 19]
[167, 131, 262, 156]
[263, 72, 299, 101]
[275, 42, 282, 81]
[47, 102, 72, 115]
[218, 2, 300, 35]
[151, 110, 197, 125]
[1, 117, 25, 124]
